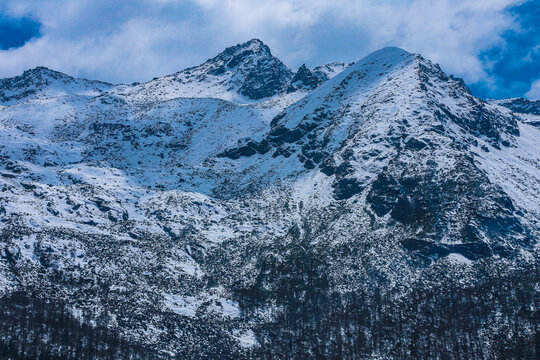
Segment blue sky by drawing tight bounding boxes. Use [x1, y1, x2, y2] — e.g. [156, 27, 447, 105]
[0, 15, 40, 50]
[0, 0, 539, 99]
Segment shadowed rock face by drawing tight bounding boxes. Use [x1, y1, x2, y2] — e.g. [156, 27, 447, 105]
[367, 155, 529, 261]
[223, 39, 295, 99]
[239, 61, 293, 99]
[288, 64, 322, 91]
[188, 38, 294, 100]
[116, 39, 295, 103]
[0, 43, 538, 359]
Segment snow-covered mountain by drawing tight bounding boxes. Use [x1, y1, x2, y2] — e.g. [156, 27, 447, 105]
[491, 97, 540, 116]
[0, 66, 112, 105]
[113, 39, 295, 103]
[0, 40, 538, 359]
[490, 97, 540, 128]
[312, 61, 353, 80]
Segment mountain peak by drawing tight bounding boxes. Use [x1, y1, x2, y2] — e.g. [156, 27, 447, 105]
[0, 67, 74, 104]
[205, 39, 293, 99]
[130, 38, 294, 102]
[24, 66, 61, 74]
[288, 64, 322, 91]
[367, 46, 410, 58]
[352, 47, 411, 69]
[242, 38, 266, 49]
[211, 38, 272, 65]
[371, 46, 410, 55]
[18, 66, 74, 82]
[0, 66, 111, 105]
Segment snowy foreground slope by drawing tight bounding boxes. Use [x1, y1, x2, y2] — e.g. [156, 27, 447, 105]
[0, 40, 538, 359]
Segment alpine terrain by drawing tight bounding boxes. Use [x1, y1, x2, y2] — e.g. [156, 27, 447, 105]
[0, 39, 538, 359]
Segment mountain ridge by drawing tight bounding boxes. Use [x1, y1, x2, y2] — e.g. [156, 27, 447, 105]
[0, 66, 112, 105]
[491, 97, 540, 115]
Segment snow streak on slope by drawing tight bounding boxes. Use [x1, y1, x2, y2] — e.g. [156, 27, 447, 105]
[474, 122, 540, 230]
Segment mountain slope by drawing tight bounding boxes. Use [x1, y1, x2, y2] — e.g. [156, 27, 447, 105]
[0, 43, 538, 359]
[0, 66, 112, 105]
[312, 61, 353, 80]
[115, 39, 294, 103]
[491, 97, 540, 127]
[491, 97, 540, 115]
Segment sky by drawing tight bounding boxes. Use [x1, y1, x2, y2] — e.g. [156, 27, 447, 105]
[0, 0, 539, 100]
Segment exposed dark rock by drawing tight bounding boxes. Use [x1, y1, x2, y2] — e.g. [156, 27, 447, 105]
[495, 97, 540, 115]
[288, 64, 322, 91]
[332, 178, 364, 200]
[217, 140, 271, 159]
[400, 238, 493, 261]
[405, 137, 427, 150]
[367, 173, 401, 216]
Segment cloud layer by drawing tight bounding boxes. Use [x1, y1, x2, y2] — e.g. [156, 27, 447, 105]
[0, 0, 537, 99]
[526, 80, 540, 100]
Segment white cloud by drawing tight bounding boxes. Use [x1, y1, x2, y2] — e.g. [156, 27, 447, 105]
[526, 79, 540, 100]
[0, 0, 527, 87]
[191, 0, 524, 82]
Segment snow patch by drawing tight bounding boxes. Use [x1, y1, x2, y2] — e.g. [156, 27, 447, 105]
[447, 253, 473, 265]
[233, 329, 258, 348]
